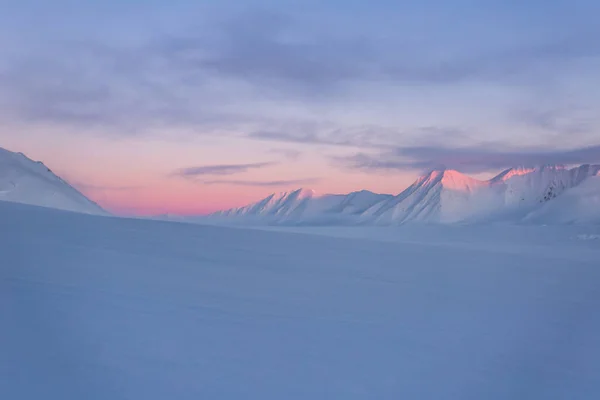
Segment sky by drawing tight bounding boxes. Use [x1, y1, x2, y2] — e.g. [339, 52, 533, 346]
[1, 0, 600, 215]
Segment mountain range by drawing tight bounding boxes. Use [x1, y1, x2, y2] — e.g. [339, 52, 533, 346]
[211, 164, 600, 225]
[2, 146, 599, 225]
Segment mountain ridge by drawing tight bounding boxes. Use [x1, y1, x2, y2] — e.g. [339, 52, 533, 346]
[209, 164, 600, 225]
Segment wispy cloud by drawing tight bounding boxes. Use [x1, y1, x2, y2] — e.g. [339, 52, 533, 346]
[337, 144, 600, 173]
[74, 183, 142, 192]
[250, 125, 471, 151]
[512, 105, 597, 136]
[249, 124, 408, 149]
[250, 130, 353, 147]
[268, 148, 303, 160]
[203, 178, 320, 187]
[173, 162, 276, 178]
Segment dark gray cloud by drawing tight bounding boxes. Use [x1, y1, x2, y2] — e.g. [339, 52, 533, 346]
[338, 144, 600, 174]
[203, 178, 320, 187]
[173, 162, 276, 178]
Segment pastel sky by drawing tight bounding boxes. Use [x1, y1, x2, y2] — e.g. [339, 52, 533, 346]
[1, 0, 600, 215]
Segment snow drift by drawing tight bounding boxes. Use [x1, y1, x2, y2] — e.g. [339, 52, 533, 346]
[0, 147, 105, 215]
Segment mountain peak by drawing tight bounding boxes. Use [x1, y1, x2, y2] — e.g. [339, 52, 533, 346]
[291, 188, 316, 199]
[415, 168, 484, 191]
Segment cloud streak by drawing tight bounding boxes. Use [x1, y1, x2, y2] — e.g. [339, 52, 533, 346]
[203, 178, 320, 187]
[249, 124, 410, 149]
[174, 162, 276, 178]
[337, 144, 600, 174]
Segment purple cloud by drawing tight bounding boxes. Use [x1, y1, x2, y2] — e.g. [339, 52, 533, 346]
[174, 162, 276, 178]
[337, 144, 600, 173]
[203, 178, 320, 187]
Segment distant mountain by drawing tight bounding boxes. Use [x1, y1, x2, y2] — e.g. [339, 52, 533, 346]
[0, 147, 106, 215]
[211, 188, 392, 224]
[209, 164, 600, 225]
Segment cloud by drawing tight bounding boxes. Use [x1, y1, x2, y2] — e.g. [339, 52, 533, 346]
[203, 178, 320, 187]
[73, 183, 142, 192]
[1, 3, 599, 144]
[513, 105, 596, 136]
[173, 162, 276, 178]
[249, 124, 409, 148]
[337, 144, 600, 173]
[187, 10, 375, 90]
[249, 125, 472, 151]
[268, 148, 302, 160]
[155, 7, 600, 91]
[250, 130, 353, 147]
[157, 7, 600, 90]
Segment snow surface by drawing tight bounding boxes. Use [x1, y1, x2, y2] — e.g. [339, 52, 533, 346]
[209, 165, 600, 226]
[3, 200, 600, 399]
[0, 147, 105, 215]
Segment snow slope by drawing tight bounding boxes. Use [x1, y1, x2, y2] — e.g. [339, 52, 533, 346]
[0, 147, 105, 215]
[492, 164, 600, 206]
[210, 165, 600, 226]
[524, 175, 600, 224]
[2, 201, 600, 399]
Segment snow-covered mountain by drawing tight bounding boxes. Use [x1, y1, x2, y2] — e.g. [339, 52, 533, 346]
[0, 147, 106, 215]
[368, 164, 600, 225]
[210, 164, 600, 225]
[211, 188, 392, 224]
[364, 169, 502, 224]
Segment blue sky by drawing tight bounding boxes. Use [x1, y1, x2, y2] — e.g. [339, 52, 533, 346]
[1, 0, 599, 214]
